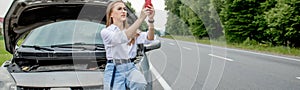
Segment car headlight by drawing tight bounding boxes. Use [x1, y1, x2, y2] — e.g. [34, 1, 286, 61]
[0, 68, 17, 90]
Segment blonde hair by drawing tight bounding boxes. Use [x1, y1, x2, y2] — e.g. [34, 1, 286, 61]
[106, 0, 129, 28]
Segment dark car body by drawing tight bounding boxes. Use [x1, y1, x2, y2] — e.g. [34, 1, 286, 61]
[0, 0, 161, 90]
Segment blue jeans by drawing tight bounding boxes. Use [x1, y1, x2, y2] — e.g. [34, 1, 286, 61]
[104, 62, 147, 90]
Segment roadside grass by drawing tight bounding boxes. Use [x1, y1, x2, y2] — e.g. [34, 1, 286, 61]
[0, 36, 13, 65]
[162, 35, 300, 57]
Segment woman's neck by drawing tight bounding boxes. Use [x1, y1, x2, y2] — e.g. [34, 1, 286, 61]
[113, 22, 124, 30]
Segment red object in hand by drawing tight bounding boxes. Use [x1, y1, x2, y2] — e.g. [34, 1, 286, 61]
[145, 0, 152, 8]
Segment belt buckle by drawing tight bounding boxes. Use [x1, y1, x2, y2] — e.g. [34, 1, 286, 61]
[113, 59, 121, 65]
[120, 59, 123, 64]
[112, 59, 130, 65]
[112, 59, 117, 65]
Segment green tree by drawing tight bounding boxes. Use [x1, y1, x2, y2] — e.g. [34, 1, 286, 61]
[165, 0, 211, 38]
[165, 0, 194, 36]
[264, 0, 300, 47]
[250, 0, 277, 44]
[165, 12, 190, 35]
[220, 0, 265, 43]
[180, 0, 224, 39]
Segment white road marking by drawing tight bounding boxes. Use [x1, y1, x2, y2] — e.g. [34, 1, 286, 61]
[296, 77, 300, 79]
[229, 49, 300, 62]
[182, 47, 192, 50]
[169, 43, 175, 46]
[208, 54, 234, 62]
[149, 61, 172, 90]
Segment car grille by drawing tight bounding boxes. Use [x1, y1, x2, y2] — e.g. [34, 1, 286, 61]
[17, 86, 103, 90]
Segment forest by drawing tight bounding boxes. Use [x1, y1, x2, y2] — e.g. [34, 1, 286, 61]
[164, 0, 300, 47]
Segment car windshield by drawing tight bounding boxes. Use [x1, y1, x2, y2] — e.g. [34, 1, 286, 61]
[22, 20, 105, 46]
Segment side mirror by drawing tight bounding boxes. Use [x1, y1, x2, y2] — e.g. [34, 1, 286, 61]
[144, 40, 161, 52]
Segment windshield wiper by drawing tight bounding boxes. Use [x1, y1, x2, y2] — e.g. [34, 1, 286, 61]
[50, 43, 105, 50]
[22, 45, 54, 51]
[50, 42, 85, 48]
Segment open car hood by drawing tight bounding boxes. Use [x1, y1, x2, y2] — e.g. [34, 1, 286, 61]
[3, 0, 116, 54]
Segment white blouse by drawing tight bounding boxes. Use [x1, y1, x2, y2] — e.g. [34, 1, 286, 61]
[101, 24, 153, 60]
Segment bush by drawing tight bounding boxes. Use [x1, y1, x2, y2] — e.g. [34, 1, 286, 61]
[242, 37, 259, 46]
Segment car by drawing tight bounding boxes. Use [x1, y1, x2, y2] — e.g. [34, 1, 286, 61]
[0, 0, 161, 89]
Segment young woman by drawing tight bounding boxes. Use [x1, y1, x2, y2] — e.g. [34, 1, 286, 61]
[101, 1, 155, 90]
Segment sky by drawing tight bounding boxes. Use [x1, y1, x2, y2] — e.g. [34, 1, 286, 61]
[0, 0, 13, 17]
[0, 0, 167, 30]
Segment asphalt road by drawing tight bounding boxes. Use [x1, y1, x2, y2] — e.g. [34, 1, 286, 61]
[148, 38, 300, 90]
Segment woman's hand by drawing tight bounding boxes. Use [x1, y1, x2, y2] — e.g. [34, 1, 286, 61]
[140, 4, 155, 19]
[140, 7, 150, 19]
[146, 5, 155, 19]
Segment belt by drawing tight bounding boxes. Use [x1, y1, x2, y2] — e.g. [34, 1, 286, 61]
[107, 59, 132, 65]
